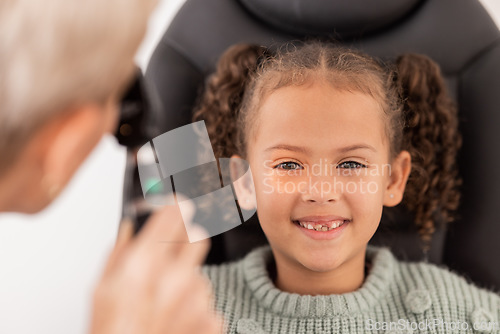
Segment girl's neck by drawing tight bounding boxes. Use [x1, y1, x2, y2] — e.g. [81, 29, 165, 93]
[271, 248, 367, 295]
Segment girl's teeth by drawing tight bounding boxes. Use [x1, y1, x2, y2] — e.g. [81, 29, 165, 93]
[298, 220, 346, 231]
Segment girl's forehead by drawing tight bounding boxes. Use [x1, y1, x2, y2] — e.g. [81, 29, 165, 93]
[251, 83, 388, 154]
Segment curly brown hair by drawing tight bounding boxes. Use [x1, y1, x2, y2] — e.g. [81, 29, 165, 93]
[193, 42, 461, 248]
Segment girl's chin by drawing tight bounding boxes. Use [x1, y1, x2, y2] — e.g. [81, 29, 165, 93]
[295, 252, 345, 273]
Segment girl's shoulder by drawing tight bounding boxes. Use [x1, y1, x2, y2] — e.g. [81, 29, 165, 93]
[392, 253, 500, 327]
[395, 255, 499, 297]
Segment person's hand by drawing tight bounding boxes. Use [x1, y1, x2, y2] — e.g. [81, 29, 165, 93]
[89, 201, 222, 334]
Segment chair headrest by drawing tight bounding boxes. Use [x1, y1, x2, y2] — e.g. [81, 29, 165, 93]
[238, 0, 424, 37]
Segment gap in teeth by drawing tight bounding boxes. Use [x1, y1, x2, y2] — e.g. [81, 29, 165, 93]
[297, 220, 345, 231]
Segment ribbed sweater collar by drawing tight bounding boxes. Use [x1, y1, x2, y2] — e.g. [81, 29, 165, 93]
[242, 245, 396, 318]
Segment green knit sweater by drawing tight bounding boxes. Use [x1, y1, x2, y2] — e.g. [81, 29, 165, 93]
[202, 246, 500, 334]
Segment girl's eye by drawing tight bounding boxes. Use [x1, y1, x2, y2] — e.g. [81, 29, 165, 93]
[274, 161, 303, 170]
[337, 161, 367, 169]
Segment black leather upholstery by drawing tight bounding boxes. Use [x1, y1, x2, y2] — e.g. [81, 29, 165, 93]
[238, 0, 422, 37]
[145, 0, 500, 290]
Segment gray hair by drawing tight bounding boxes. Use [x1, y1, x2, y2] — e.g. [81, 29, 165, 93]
[0, 0, 156, 172]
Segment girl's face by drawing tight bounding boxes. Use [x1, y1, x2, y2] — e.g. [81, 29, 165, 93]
[244, 80, 409, 276]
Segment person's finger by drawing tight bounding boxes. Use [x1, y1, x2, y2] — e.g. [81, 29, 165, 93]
[135, 194, 195, 246]
[172, 226, 211, 269]
[101, 218, 134, 277]
[172, 290, 221, 334]
[135, 206, 184, 245]
[152, 273, 218, 334]
[131, 205, 187, 254]
[116, 218, 134, 248]
[148, 269, 197, 332]
[197, 312, 225, 334]
[123, 196, 198, 281]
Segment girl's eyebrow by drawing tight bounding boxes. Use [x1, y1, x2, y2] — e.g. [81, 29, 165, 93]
[264, 144, 377, 154]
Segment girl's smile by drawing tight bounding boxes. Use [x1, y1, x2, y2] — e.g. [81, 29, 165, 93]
[292, 215, 350, 240]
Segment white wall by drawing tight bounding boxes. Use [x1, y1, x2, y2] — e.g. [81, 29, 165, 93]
[481, 0, 500, 28]
[0, 1, 498, 333]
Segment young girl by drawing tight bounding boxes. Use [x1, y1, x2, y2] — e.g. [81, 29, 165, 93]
[195, 42, 499, 333]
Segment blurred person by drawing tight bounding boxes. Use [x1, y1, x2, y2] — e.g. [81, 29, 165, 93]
[0, 1, 221, 333]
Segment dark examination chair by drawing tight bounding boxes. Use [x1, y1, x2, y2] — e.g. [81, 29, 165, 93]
[143, 0, 500, 290]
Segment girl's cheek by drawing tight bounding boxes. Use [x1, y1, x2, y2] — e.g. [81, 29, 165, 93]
[342, 175, 386, 221]
[257, 172, 311, 199]
[255, 176, 290, 207]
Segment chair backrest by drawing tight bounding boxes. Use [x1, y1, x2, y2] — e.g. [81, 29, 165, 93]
[144, 0, 500, 290]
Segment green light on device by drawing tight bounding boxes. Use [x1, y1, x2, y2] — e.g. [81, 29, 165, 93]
[145, 178, 163, 194]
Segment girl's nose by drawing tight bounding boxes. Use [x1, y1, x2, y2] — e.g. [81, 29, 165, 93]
[299, 177, 341, 203]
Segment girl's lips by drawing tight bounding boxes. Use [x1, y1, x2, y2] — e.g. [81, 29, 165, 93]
[292, 218, 350, 240]
[295, 215, 350, 222]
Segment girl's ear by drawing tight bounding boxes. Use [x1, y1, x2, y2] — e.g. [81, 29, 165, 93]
[384, 150, 411, 207]
[229, 154, 257, 210]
